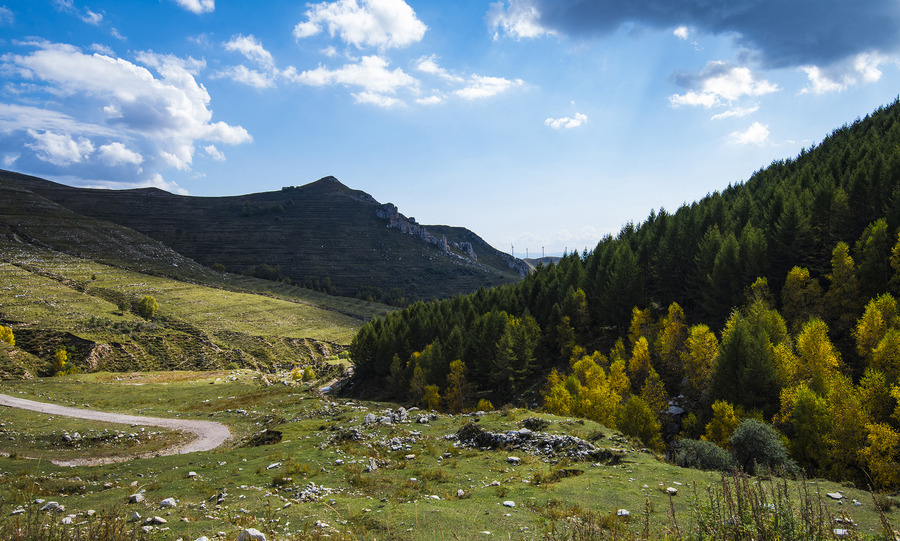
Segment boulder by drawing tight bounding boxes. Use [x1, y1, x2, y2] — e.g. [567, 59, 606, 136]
[235, 528, 267, 541]
[503, 501, 515, 508]
[128, 494, 145, 504]
[160, 497, 177, 508]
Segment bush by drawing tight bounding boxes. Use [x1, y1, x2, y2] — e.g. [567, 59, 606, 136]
[136, 295, 159, 319]
[675, 438, 735, 471]
[0, 325, 14, 346]
[729, 418, 798, 475]
[477, 399, 495, 411]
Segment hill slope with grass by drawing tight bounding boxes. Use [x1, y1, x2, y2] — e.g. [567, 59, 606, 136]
[0, 170, 526, 303]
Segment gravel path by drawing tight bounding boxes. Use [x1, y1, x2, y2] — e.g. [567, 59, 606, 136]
[0, 393, 230, 466]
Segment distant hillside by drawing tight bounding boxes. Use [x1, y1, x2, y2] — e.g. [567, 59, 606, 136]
[0, 172, 527, 302]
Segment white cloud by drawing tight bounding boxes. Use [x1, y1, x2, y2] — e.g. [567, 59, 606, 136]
[0, 103, 118, 136]
[669, 61, 778, 108]
[711, 104, 759, 120]
[90, 43, 115, 55]
[25, 129, 95, 165]
[174, 0, 214, 14]
[673, 26, 689, 40]
[729, 122, 770, 145]
[455, 74, 524, 99]
[286, 55, 418, 95]
[4, 41, 250, 173]
[352, 91, 403, 107]
[110, 27, 125, 40]
[3, 153, 19, 166]
[321, 46, 339, 57]
[415, 94, 444, 105]
[81, 9, 102, 25]
[486, 0, 554, 40]
[415, 55, 464, 82]
[293, 0, 427, 49]
[143, 173, 189, 194]
[203, 144, 225, 161]
[224, 34, 274, 70]
[0, 6, 14, 26]
[545, 112, 587, 129]
[214, 65, 277, 89]
[98, 142, 142, 165]
[799, 52, 889, 95]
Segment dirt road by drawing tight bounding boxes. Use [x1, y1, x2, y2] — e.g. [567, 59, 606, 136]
[0, 393, 230, 466]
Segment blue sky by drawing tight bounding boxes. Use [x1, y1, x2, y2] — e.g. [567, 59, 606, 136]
[2, 0, 900, 256]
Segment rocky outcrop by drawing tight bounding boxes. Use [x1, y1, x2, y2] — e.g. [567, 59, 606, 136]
[376, 203, 479, 261]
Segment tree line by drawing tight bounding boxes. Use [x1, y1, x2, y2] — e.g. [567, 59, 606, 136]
[349, 97, 900, 489]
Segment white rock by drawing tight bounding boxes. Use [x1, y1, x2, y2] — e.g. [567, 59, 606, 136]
[86, 510, 96, 517]
[150, 516, 167, 525]
[266, 462, 281, 470]
[187, 472, 197, 478]
[827, 493, 843, 500]
[128, 494, 145, 504]
[129, 512, 141, 523]
[507, 456, 521, 465]
[617, 509, 630, 517]
[503, 501, 515, 508]
[457, 489, 465, 498]
[160, 498, 177, 509]
[10, 508, 24, 516]
[429, 495, 440, 500]
[666, 487, 678, 496]
[61, 517, 73, 524]
[40, 502, 59, 512]
[194, 537, 210, 541]
[235, 528, 267, 541]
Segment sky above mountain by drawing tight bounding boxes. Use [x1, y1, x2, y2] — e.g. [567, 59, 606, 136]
[2, 0, 900, 255]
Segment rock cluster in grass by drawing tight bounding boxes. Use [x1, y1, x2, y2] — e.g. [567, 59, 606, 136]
[452, 421, 622, 462]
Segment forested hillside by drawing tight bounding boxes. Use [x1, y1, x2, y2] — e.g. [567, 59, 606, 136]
[348, 97, 900, 490]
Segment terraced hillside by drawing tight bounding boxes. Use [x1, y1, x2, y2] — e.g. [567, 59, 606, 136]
[0, 170, 526, 301]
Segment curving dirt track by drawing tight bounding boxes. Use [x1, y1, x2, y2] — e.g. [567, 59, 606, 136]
[0, 393, 230, 466]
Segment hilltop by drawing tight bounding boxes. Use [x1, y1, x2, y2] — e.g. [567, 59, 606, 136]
[0, 171, 527, 303]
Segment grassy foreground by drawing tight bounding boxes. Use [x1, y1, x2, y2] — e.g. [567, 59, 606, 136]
[0, 372, 895, 540]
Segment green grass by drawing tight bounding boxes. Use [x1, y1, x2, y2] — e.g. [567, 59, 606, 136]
[0, 374, 892, 541]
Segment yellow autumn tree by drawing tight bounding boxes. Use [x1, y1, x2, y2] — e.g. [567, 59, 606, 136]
[773, 341, 801, 387]
[680, 324, 718, 400]
[628, 336, 652, 390]
[608, 357, 631, 400]
[445, 360, 471, 413]
[703, 400, 739, 449]
[794, 318, 841, 394]
[861, 422, 900, 489]
[655, 302, 687, 389]
[628, 307, 655, 348]
[423, 385, 442, 412]
[823, 242, 863, 336]
[854, 293, 898, 364]
[639, 368, 668, 415]
[872, 330, 900, 382]
[542, 368, 572, 416]
[781, 266, 823, 334]
[0, 325, 13, 346]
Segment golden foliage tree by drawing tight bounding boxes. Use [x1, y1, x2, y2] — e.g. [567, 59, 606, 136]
[680, 324, 718, 400]
[423, 385, 442, 412]
[445, 360, 471, 413]
[823, 242, 862, 335]
[655, 302, 687, 390]
[795, 318, 841, 394]
[628, 336, 652, 390]
[861, 422, 900, 489]
[0, 325, 13, 346]
[854, 293, 898, 363]
[703, 400, 739, 449]
[781, 266, 823, 333]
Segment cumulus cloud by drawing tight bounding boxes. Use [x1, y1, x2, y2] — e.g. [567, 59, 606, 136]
[352, 91, 403, 108]
[669, 61, 777, 108]
[455, 74, 524, 99]
[710, 104, 759, 120]
[673, 26, 689, 40]
[729, 121, 769, 145]
[174, 0, 214, 14]
[799, 52, 890, 94]
[545, 112, 587, 129]
[286, 55, 418, 96]
[486, 0, 900, 69]
[203, 144, 225, 161]
[25, 129, 94, 165]
[90, 43, 115, 55]
[224, 34, 275, 71]
[214, 65, 277, 89]
[2, 41, 250, 180]
[3, 153, 19, 166]
[98, 142, 143, 165]
[486, 0, 554, 40]
[293, 0, 427, 49]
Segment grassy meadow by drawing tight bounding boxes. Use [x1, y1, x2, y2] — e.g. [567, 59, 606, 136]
[0, 372, 893, 540]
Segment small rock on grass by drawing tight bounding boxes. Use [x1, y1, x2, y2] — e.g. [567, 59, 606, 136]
[503, 501, 515, 508]
[827, 493, 843, 500]
[617, 509, 630, 517]
[160, 497, 177, 508]
[128, 494, 144, 504]
[236, 528, 267, 541]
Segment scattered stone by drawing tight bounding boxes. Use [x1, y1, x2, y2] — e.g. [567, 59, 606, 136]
[503, 501, 515, 508]
[455, 422, 618, 461]
[40, 502, 59, 512]
[404, 454, 415, 460]
[457, 489, 465, 498]
[187, 471, 197, 478]
[86, 510, 96, 517]
[507, 456, 521, 465]
[827, 493, 843, 500]
[149, 516, 167, 525]
[429, 495, 441, 500]
[129, 512, 141, 523]
[10, 508, 24, 516]
[364, 413, 377, 425]
[235, 528, 267, 541]
[834, 529, 851, 538]
[160, 498, 177, 509]
[61, 516, 73, 525]
[266, 462, 281, 470]
[617, 509, 630, 517]
[128, 494, 145, 504]
[366, 457, 379, 472]
[666, 487, 678, 496]
[194, 537, 209, 541]
[334, 459, 343, 465]
[489, 481, 500, 487]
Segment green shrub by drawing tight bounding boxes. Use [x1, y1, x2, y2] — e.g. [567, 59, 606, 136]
[675, 438, 734, 471]
[729, 418, 798, 475]
[615, 396, 664, 452]
[136, 295, 159, 319]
